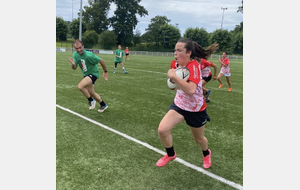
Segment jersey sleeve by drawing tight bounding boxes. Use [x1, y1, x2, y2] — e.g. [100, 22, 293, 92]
[170, 60, 177, 69]
[224, 58, 230, 66]
[221, 58, 229, 66]
[187, 62, 200, 85]
[204, 59, 213, 67]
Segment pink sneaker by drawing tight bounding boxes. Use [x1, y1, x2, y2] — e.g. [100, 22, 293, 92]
[203, 149, 211, 169]
[156, 152, 177, 167]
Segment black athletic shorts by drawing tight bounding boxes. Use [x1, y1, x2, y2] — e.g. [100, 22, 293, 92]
[202, 75, 212, 83]
[169, 102, 210, 128]
[84, 74, 97, 84]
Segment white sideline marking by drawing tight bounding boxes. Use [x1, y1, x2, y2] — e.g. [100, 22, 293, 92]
[129, 68, 166, 75]
[56, 104, 243, 190]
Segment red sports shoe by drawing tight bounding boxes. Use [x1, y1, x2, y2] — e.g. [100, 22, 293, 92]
[156, 152, 177, 167]
[203, 149, 211, 169]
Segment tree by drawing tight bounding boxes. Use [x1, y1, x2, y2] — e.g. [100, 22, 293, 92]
[230, 22, 243, 54]
[69, 18, 87, 39]
[184, 27, 210, 47]
[211, 29, 232, 53]
[145, 15, 171, 46]
[56, 17, 68, 41]
[99, 30, 118, 49]
[140, 31, 152, 44]
[232, 22, 243, 34]
[82, 30, 99, 48]
[160, 23, 181, 50]
[233, 32, 243, 54]
[109, 0, 148, 45]
[82, 0, 110, 34]
[237, 1, 243, 13]
[132, 29, 142, 46]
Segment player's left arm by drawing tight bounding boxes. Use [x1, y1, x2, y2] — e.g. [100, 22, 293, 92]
[122, 51, 125, 62]
[99, 59, 108, 81]
[211, 62, 218, 80]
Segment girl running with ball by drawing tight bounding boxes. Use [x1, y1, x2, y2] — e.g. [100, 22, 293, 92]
[156, 38, 218, 169]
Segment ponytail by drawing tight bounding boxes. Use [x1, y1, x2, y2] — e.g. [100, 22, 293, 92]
[193, 42, 219, 60]
[177, 38, 219, 60]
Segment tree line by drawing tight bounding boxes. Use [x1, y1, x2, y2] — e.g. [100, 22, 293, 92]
[56, 0, 243, 54]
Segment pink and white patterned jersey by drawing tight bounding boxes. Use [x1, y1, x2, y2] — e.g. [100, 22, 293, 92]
[220, 57, 230, 74]
[199, 59, 214, 78]
[170, 60, 207, 112]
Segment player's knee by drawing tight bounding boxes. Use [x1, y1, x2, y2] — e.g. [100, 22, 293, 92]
[158, 125, 169, 137]
[77, 84, 84, 91]
[193, 137, 202, 144]
[194, 135, 207, 145]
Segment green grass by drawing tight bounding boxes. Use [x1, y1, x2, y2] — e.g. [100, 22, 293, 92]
[56, 52, 243, 189]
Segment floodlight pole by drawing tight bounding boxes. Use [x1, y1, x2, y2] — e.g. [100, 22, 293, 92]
[221, 7, 228, 29]
[79, 0, 83, 40]
[71, 0, 74, 21]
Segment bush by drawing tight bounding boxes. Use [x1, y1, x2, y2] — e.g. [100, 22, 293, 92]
[82, 30, 98, 48]
[99, 31, 118, 49]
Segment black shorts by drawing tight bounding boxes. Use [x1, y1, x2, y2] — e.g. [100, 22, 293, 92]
[125, 53, 129, 56]
[202, 75, 212, 83]
[84, 74, 97, 84]
[169, 102, 210, 128]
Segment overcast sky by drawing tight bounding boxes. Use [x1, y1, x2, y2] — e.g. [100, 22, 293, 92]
[56, 0, 243, 35]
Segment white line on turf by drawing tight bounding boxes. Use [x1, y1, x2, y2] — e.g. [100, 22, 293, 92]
[56, 104, 243, 190]
[129, 68, 166, 75]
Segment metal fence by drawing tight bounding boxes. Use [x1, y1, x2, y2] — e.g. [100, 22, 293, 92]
[130, 51, 243, 60]
[56, 47, 243, 60]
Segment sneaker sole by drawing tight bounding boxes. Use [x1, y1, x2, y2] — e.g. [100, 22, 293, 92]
[89, 101, 96, 110]
[98, 106, 108, 113]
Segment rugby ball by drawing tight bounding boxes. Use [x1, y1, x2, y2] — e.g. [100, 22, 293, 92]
[167, 67, 190, 89]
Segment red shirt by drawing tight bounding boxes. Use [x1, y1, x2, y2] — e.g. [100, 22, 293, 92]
[170, 60, 207, 112]
[220, 57, 230, 74]
[199, 59, 214, 78]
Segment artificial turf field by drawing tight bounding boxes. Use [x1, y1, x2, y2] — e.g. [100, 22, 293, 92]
[56, 51, 243, 190]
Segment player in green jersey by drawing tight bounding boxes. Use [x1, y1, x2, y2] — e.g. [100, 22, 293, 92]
[113, 45, 128, 74]
[68, 39, 108, 112]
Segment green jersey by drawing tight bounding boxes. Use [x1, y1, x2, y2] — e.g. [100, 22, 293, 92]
[73, 50, 101, 78]
[114, 49, 124, 63]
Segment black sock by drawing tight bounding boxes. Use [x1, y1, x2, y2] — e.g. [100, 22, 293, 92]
[100, 101, 106, 106]
[202, 149, 210, 157]
[87, 97, 93, 102]
[165, 146, 175, 157]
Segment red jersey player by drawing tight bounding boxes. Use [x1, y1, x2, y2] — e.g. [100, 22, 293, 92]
[196, 58, 217, 102]
[217, 52, 232, 91]
[156, 38, 218, 169]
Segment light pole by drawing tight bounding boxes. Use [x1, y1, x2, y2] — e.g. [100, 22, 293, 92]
[79, 0, 83, 40]
[71, 0, 74, 21]
[221, 7, 227, 29]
